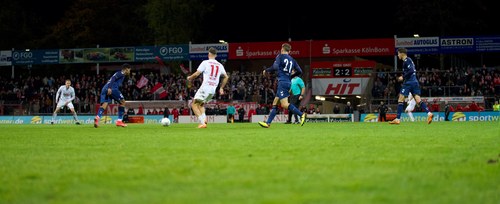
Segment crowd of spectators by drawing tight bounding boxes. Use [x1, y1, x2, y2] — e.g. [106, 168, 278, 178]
[372, 66, 500, 110]
[1, 65, 498, 115]
[372, 66, 500, 99]
[0, 68, 280, 115]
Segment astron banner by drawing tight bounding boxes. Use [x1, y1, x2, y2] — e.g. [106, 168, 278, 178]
[312, 78, 370, 95]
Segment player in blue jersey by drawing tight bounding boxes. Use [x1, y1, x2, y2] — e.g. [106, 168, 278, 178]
[258, 43, 306, 128]
[94, 63, 132, 128]
[389, 48, 433, 125]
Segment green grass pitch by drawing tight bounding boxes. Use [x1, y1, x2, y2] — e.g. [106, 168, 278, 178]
[1, 122, 499, 204]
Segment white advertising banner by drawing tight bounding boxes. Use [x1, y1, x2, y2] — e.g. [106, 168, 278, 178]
[312, 78, 371, 95]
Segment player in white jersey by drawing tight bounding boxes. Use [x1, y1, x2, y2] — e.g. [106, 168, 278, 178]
[405, 92, 417, 122]
[187, 47, 229, 128]
[51, 79, 80, 125]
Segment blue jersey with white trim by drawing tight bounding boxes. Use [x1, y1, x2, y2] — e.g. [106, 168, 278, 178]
[402, 57, 418, 82]
[103, 71, 126, 90]
[265, 54, 302, 82]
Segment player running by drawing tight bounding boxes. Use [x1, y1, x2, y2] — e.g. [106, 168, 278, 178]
[187, 47, 229, 128]
[258, 43, 306, 128]
[390, 48, 433, 125]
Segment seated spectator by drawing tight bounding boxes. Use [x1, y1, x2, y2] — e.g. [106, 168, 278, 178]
[137, 105, 144, 115]
[431, 101, 440, 112]
[127, 108, 135, 115]
[448, 104, 455, 112]
[469, 101, 480, 112]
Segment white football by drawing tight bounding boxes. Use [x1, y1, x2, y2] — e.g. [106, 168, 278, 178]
[161, 118, 171, 126]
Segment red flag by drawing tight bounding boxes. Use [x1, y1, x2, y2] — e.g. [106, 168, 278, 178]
[158, 90, 168, 99]
[136, 75, 149, 89]
[180, 64, 189, 75]
[150, 82, 163, 94]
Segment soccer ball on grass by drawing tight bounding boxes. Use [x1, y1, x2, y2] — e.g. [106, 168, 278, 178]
[161, 118, 171, 126]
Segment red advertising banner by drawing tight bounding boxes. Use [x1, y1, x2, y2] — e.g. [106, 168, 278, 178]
[310, 38, 394, 57]
[228, 41, 311, 59]
[228, 39, 394, 60]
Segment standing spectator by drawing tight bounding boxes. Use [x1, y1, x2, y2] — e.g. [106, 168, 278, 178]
[333, 104, 340, 114]
[344, 101, 354, 114]
[444, 101, 452, 121]
[163, 106, 170, 118]
[493, 100, 499, 111]
[247, 107, 256, 122]
[377, 101, 388, 122]
[171, 107, 179, 122]
[238, 105, 245, 122]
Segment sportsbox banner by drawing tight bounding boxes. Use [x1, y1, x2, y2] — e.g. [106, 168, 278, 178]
[360, 111, 499, 122]
[228, 41, 311, 59]
[312, 78, 371, 95]
[12, 49, 59, 65]
[395, 37, 440, 54]
[0, 115, 172, 125]
[420, 96, 484, 103]
[310, 39, 394, 57]
[189, 43, 229, 61]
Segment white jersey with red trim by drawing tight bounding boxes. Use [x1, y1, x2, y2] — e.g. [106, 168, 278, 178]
[197, 59, 226, 94]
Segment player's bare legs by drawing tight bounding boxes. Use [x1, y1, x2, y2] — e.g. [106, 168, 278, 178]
[69, 108, 80, 125]
[414, 94, 433, 124]
[280, 98, 306, 126]
[259, 97, 306, 128]
[116, 100, 127, 127]
[51, 107, 61, 125]
[191, 100, 206, 128]
[389, 94, 405, 125]
[95, 102, 108, 128]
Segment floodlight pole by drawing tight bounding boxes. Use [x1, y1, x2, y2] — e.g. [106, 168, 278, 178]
[11, 48, 14, 79]
[96, 44, 100, 75]
[394, 35, 398, 72]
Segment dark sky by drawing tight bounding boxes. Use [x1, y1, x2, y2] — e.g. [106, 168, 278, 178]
[204, 1, 396, 43]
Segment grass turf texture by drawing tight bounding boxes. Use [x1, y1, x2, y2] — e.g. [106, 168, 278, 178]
[1, 122, 499, 204]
